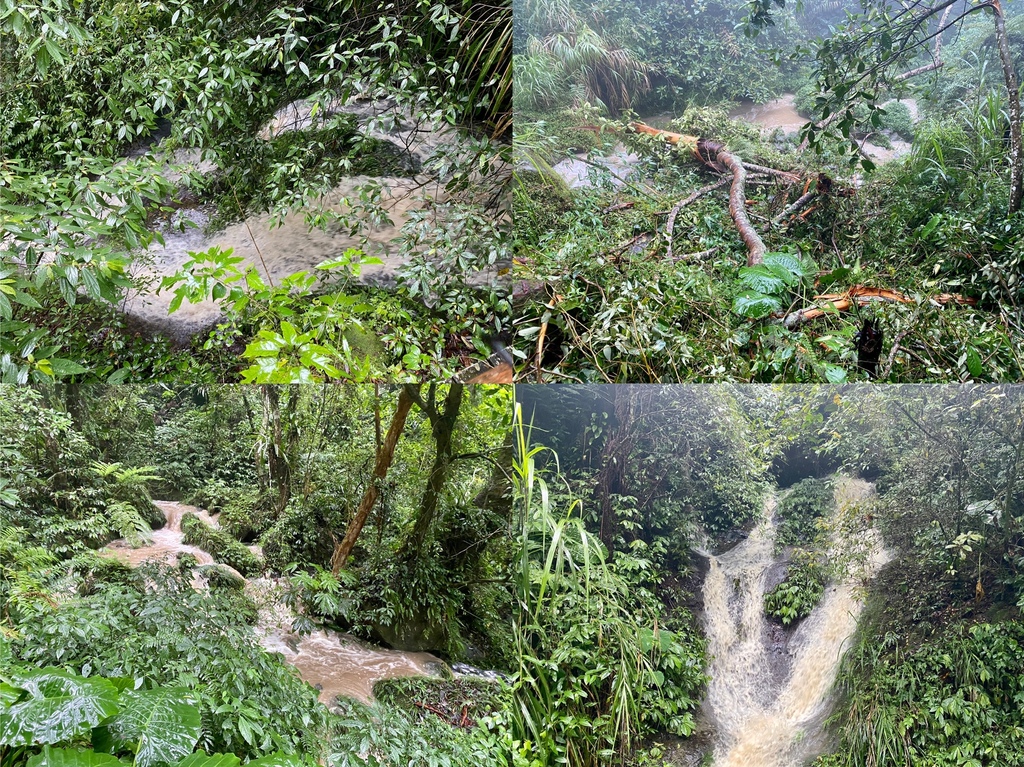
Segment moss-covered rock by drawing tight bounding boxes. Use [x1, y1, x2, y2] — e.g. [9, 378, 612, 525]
[197, 563, 248, 590]
[180, 512, 263, 576]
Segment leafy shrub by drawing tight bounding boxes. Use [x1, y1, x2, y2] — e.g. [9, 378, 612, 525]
[732, 251, 818, 322]
[670, 105, 761, 144]
[10, 570, 327, 759]
[764, 552, 825, 625]
[0, 667, 310, 767]
[374, 677, 508, 726]
[776, 478, 832, 546]
[879, 100, 914, 142]
[260, 497, 350, 573]
[512, 429, 707, 766]
[71, 551, 138, 594]
[180, 513, 262, 577]
[189, 482, 273, 543]
[329, 697, 506, 767]
[830, 621, 1024, 766]
[283, 565, 357, 633]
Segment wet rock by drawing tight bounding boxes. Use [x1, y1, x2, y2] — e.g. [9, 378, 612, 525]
[373, 608, 447, 653]
[551, 144, 641, 189]
[450, 663, 510, 683]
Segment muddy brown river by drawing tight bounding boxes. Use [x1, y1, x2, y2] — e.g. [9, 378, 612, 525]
[105, 500, 442, 705]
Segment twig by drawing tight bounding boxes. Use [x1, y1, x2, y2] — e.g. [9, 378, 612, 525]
[670, 246, 719, 262]
[665, 178, 730, 258]
[880, 326, 912, 379]
[741, 162, 801, 183]
[773, 190, 817, 224]
[535, 317, 549, 382]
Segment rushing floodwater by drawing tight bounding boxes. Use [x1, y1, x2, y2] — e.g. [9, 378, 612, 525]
[703, 479, 889, 766]
[105, 500, 440, 704]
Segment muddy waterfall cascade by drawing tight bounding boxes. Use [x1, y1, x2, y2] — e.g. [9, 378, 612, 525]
[702, 480, 890, 766]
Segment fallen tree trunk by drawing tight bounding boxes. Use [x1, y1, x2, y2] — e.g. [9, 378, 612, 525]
[782, 286, 978, 328]
[632, 122, 776, 266]
[716, 148, 767, 265]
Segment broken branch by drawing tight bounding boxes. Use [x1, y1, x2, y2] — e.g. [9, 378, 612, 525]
[782, 286, 978, 328]
[666, 178, 730, 259]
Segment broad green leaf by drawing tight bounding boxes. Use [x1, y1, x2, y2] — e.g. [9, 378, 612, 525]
[27, 747, 123, 767]
[732, 290, 783, 319]
[823, 365, 847, 384]
[175, 752, 242, 767]
[966, 347, 983, 378]
[247, 754, 305, 767]
[737, 265, 787, 295]
[762, 251, 812, 280]
[0, 669, 120, 746]
[1, 682, 23, 706]
[48, 359, 89, 377]
[100, 687, 201, 767]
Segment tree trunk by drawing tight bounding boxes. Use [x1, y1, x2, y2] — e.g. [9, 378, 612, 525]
[595, 387, 637, 554]
[991, 0, 1023, 214]
[331, 386, 416, 574]
[62, 384, 86, 432]
[406, 384, 465, 554]
[261, 386, 291, 515]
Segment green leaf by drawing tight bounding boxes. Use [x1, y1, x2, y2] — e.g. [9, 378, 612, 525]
[966, 347, 983, 378]
[174, 752, 241, 767]
[0, 683, 23, 706]
[737, 265, 787, 295]
[47, 359, 89, 378]
[0, 669, 120, 747]
[823, 365, 847, 384]
[100, 687, 201, 767]
[27, 748, 123, 767]
[732, 290, 783, 319]
[763, 251, 813, 280]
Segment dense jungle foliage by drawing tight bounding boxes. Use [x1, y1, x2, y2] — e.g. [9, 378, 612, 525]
[0, 0, 511, 384]
[513, 0, 1024, 382]
[512, 384, 1024, 767]
[0, 384, 515, 765]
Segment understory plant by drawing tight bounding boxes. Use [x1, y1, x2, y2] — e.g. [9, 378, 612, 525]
[764, 551, 826, 625]
[510, 407, 706, 767]
[0, 667, 308, 767]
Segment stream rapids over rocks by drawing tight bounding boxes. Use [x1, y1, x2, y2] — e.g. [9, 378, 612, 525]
[701, 478, 890, 767]
[104, 500, 443, 705]
[113, 96, 504, 343]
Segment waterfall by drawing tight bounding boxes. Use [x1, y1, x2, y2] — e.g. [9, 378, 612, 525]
[702, 480, 889, 766]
